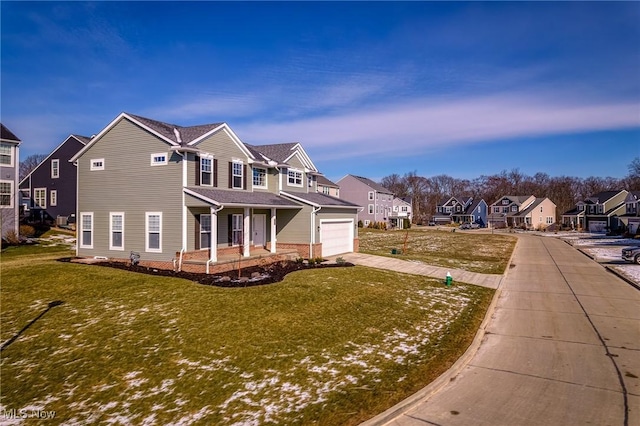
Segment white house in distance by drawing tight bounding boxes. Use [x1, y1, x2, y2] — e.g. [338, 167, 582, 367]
[1, 123, 21, 241]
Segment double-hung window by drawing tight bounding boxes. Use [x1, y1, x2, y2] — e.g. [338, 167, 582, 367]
[201, 156, 212, 186]
[110, 213, 124, 250]
[287, 168, 303, 187]
[80, 212, 93, 248]
[34, 188, 46, 208]
[0, 181, 12, 206]
[146, 212, 162, 252]
[200, 214, 211, 249]
[368, 204, 374, 214]
[231, 214, 243, 246]
[253, 167, 266, 188]
[0, 143, 13, 166]
[51, 159, 60, 178]
[50, 190, 57, 206]
[232, 161, 243, 189]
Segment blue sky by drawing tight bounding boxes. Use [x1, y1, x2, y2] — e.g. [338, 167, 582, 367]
[2, 1, 639, 182]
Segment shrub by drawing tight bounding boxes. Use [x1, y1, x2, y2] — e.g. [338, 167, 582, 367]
[314, 257, 325, 264]
[307, 258, 316, 266]
[357, 220, 363, 228]
[336, 257, 346, 265]
[20, 225, 36, 238]
[4, 230, 20, 245]
[294, 257, 304, 264]
[403, 218, 411, 229]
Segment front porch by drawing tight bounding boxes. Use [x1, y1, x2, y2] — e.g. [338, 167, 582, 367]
[178, 247, 301, 274]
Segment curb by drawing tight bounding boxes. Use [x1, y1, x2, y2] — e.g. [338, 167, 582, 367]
[360, 239, 518, 425]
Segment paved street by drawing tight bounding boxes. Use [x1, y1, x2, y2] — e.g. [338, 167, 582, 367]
[360, 235, 640, 426]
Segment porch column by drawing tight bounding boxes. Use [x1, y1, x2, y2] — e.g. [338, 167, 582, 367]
[209, 206, 218, 263]
[270, 208, 277, 253]
[243, 207, 250, 257]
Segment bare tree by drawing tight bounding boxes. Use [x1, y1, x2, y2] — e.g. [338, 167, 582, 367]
[19, 154, 47, 181]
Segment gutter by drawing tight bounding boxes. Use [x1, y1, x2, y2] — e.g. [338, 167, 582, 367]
[311, 205, 321, 258]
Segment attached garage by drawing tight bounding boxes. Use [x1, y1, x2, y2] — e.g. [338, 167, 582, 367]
[588, 220, 607, 233]
[320, 219, 354, 257]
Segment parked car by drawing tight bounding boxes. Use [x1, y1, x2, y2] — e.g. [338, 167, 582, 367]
[428, 221, 436, 226]
[460, 222, 480, 230]
[622, 247, 640, 264]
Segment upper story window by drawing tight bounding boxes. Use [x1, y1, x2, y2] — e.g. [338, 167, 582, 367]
[402, 206, 408, 212]
[51, 159, 60, 178]
[0, 181, 12, 206]
[502, 199, 509, 205]
[322, 186, 330, 195]
[90, 158, 105, 171]
[232, 161, 243, 189]
[307, 174, 314, 188]
[368, 191, 374, 200]
[201, 156, 212, 186]
[34, 188, 46, 208]
[150, 153, 168, 166]
[287, 168, 303, 187]
[0, 143, 13, 166]
[253, 167, 267, 188]
[511, 205, 518, 212]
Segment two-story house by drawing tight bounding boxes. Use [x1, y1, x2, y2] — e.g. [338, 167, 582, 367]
[1, 124, 21, 241]
[390, 197, 412, 229]
[316, 175, 340, 197]
[19, 134, 90, 226]
[70, 113, 360, 272]
[488, 195, 556, 229]
[433, 196, 488, 227]
[337, 175, 394, 228]
[620, 191, 640, 235]
[562, 190, 628, 233]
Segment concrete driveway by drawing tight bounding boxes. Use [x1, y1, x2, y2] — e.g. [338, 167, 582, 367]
[361, 234, 639, 426]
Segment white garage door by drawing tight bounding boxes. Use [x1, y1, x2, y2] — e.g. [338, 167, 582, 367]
[321, 220, 353, 257]
[589, 220, 607, 233]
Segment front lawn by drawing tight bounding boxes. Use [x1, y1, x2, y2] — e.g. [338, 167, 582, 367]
[358, 228, 516, 274]
[1, 248, 493, 425]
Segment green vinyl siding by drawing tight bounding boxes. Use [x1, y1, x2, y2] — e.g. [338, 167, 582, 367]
[276, 205, 311, 244]
[77, 119, 183, 260]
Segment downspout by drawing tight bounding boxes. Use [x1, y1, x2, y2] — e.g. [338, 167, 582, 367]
[206, 204, 225, 274]
[175, 149, 188, 272]
[310, 205, 321, 258]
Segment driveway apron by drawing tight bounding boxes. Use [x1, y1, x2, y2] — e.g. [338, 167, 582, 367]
[360, 234, 640, 426]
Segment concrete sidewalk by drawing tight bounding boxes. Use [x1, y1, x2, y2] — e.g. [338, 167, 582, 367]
[336, 252, 504, 289]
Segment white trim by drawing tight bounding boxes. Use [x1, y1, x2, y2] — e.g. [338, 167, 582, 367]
[23, 135, 86, 186]
[90, 158, 105, 171]
[0, 142, 15, 167]
[34, 187, 47, 209]
[319, 218, 355, 256]
[0, 180, 14, 207]
[51, 159, 60, 178]
[145, 212, 162, 253]
[287, 168, 303, 187]
[150, 152, 168, 166]
[80, 212, 94, 249]
[200, 154, 214, 187]
[232, 160, 244, 189]
[50, 189, 57, 207]
[252, 166, 267, 189]
[109, 212, 125, 251]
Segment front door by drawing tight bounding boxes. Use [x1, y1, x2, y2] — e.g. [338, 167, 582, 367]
[253, 214, 266, 247]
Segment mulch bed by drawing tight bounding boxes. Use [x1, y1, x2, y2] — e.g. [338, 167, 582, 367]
[60, 258, 354, 288]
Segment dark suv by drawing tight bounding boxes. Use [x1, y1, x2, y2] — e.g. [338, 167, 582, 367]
[622, 246, 640, 264]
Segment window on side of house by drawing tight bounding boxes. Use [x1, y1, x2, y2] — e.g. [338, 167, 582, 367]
[232, 161, 243, 189]
[34, 188, 46, 208]
[546, 216, 553, 224]
[150, 153, 168, 166]
[0, 181, 12, 206]
[364, 220, 370, 227]
[0, 143, 13, 166]
[231, 213, 243, 246]
[307, 174, 314, 188]
[146, 212, 162, 252]
[50, 190, 57, 206]
[368, 204, 374, 214]
[90, 158, 105, 171]
[368, 191, 374, 200]
[287, 168, 303, 187]
[253, 167, 266, 188]
[51, 159, 60, 178]
[200, 156, 212, 186]
[200, 214, 211, 249]
[110, 212, 124, 250]
[80, 212, 93, 248]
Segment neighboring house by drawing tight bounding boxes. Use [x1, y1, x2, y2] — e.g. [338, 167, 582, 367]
[390, 197, 412, 229]
[316, 175, 340, 197]
[337, 175, 394, 227]
[70, 113, 360, 271]
[433, 196, 488, 227]
[488, 195, 556, 229]
[1, 124, 21, 241]
[562, 190, 629, 233]
[620, 191, 640, 234]
[19, 134, 90, 226]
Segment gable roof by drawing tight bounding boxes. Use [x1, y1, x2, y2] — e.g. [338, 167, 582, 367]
[1, 123, 21, 143]
[281, 191, 361, 209]
[247, 142, 318, 172]
[316, 175, 339, 188]
[19, 134, 89, 186]
[344, 175, 393, 194]
[585, 190, 626, 204]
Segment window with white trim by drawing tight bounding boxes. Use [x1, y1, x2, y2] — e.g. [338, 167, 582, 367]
[287, 168, 303, 187]
[80, 212, 93, 248]
[511, 205, 518, 212]
[51, 159, 60, 178]
[253, 167, 266, 188]
[150, 153, 168, 166]
[50, 190, 57, 206]
[368, 204, 374, 214]
[231, 213, 243, 246]
[90, 158, 105, 171]
[200, 214, 211, 249]
[502, 199, 509, 205]
[0, 181, 12, 206]
[34, 188, 46, 208]
[200, 156, 212, 186]
[368, 191, 374, 200]
[364, 220, 370, 227]
[110, 212, 124, 250]
[146, 212, 162, 252]
[322, 186, 330, 195]
[232, 161, 243, 189]
[546, 216, 554, 224]
[0, 143, 13, 166]
[307, 174, 313, 188]
[493, 207, 500, 213]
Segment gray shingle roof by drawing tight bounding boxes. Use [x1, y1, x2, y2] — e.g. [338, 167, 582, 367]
[127, 113, 223, 144]
[186, 187, 301, 207]
[282, 191, 361, 208]
[246, 143, 298, 164]
[72, 135, 92, 145]
[349, 175, 393, 194]
[316, 175, 338, 187]
[1, 123, 20, 142]
[586, 190, 625, 204]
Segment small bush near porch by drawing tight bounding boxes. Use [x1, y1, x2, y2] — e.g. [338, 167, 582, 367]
[1, 246, 493, 425]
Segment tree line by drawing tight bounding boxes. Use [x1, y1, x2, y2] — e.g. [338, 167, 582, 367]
[381, 157, 640, 223]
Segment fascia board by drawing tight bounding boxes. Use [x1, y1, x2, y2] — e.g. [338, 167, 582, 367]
[183, 188, 222, 207]
[24, 135, 81, 183]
